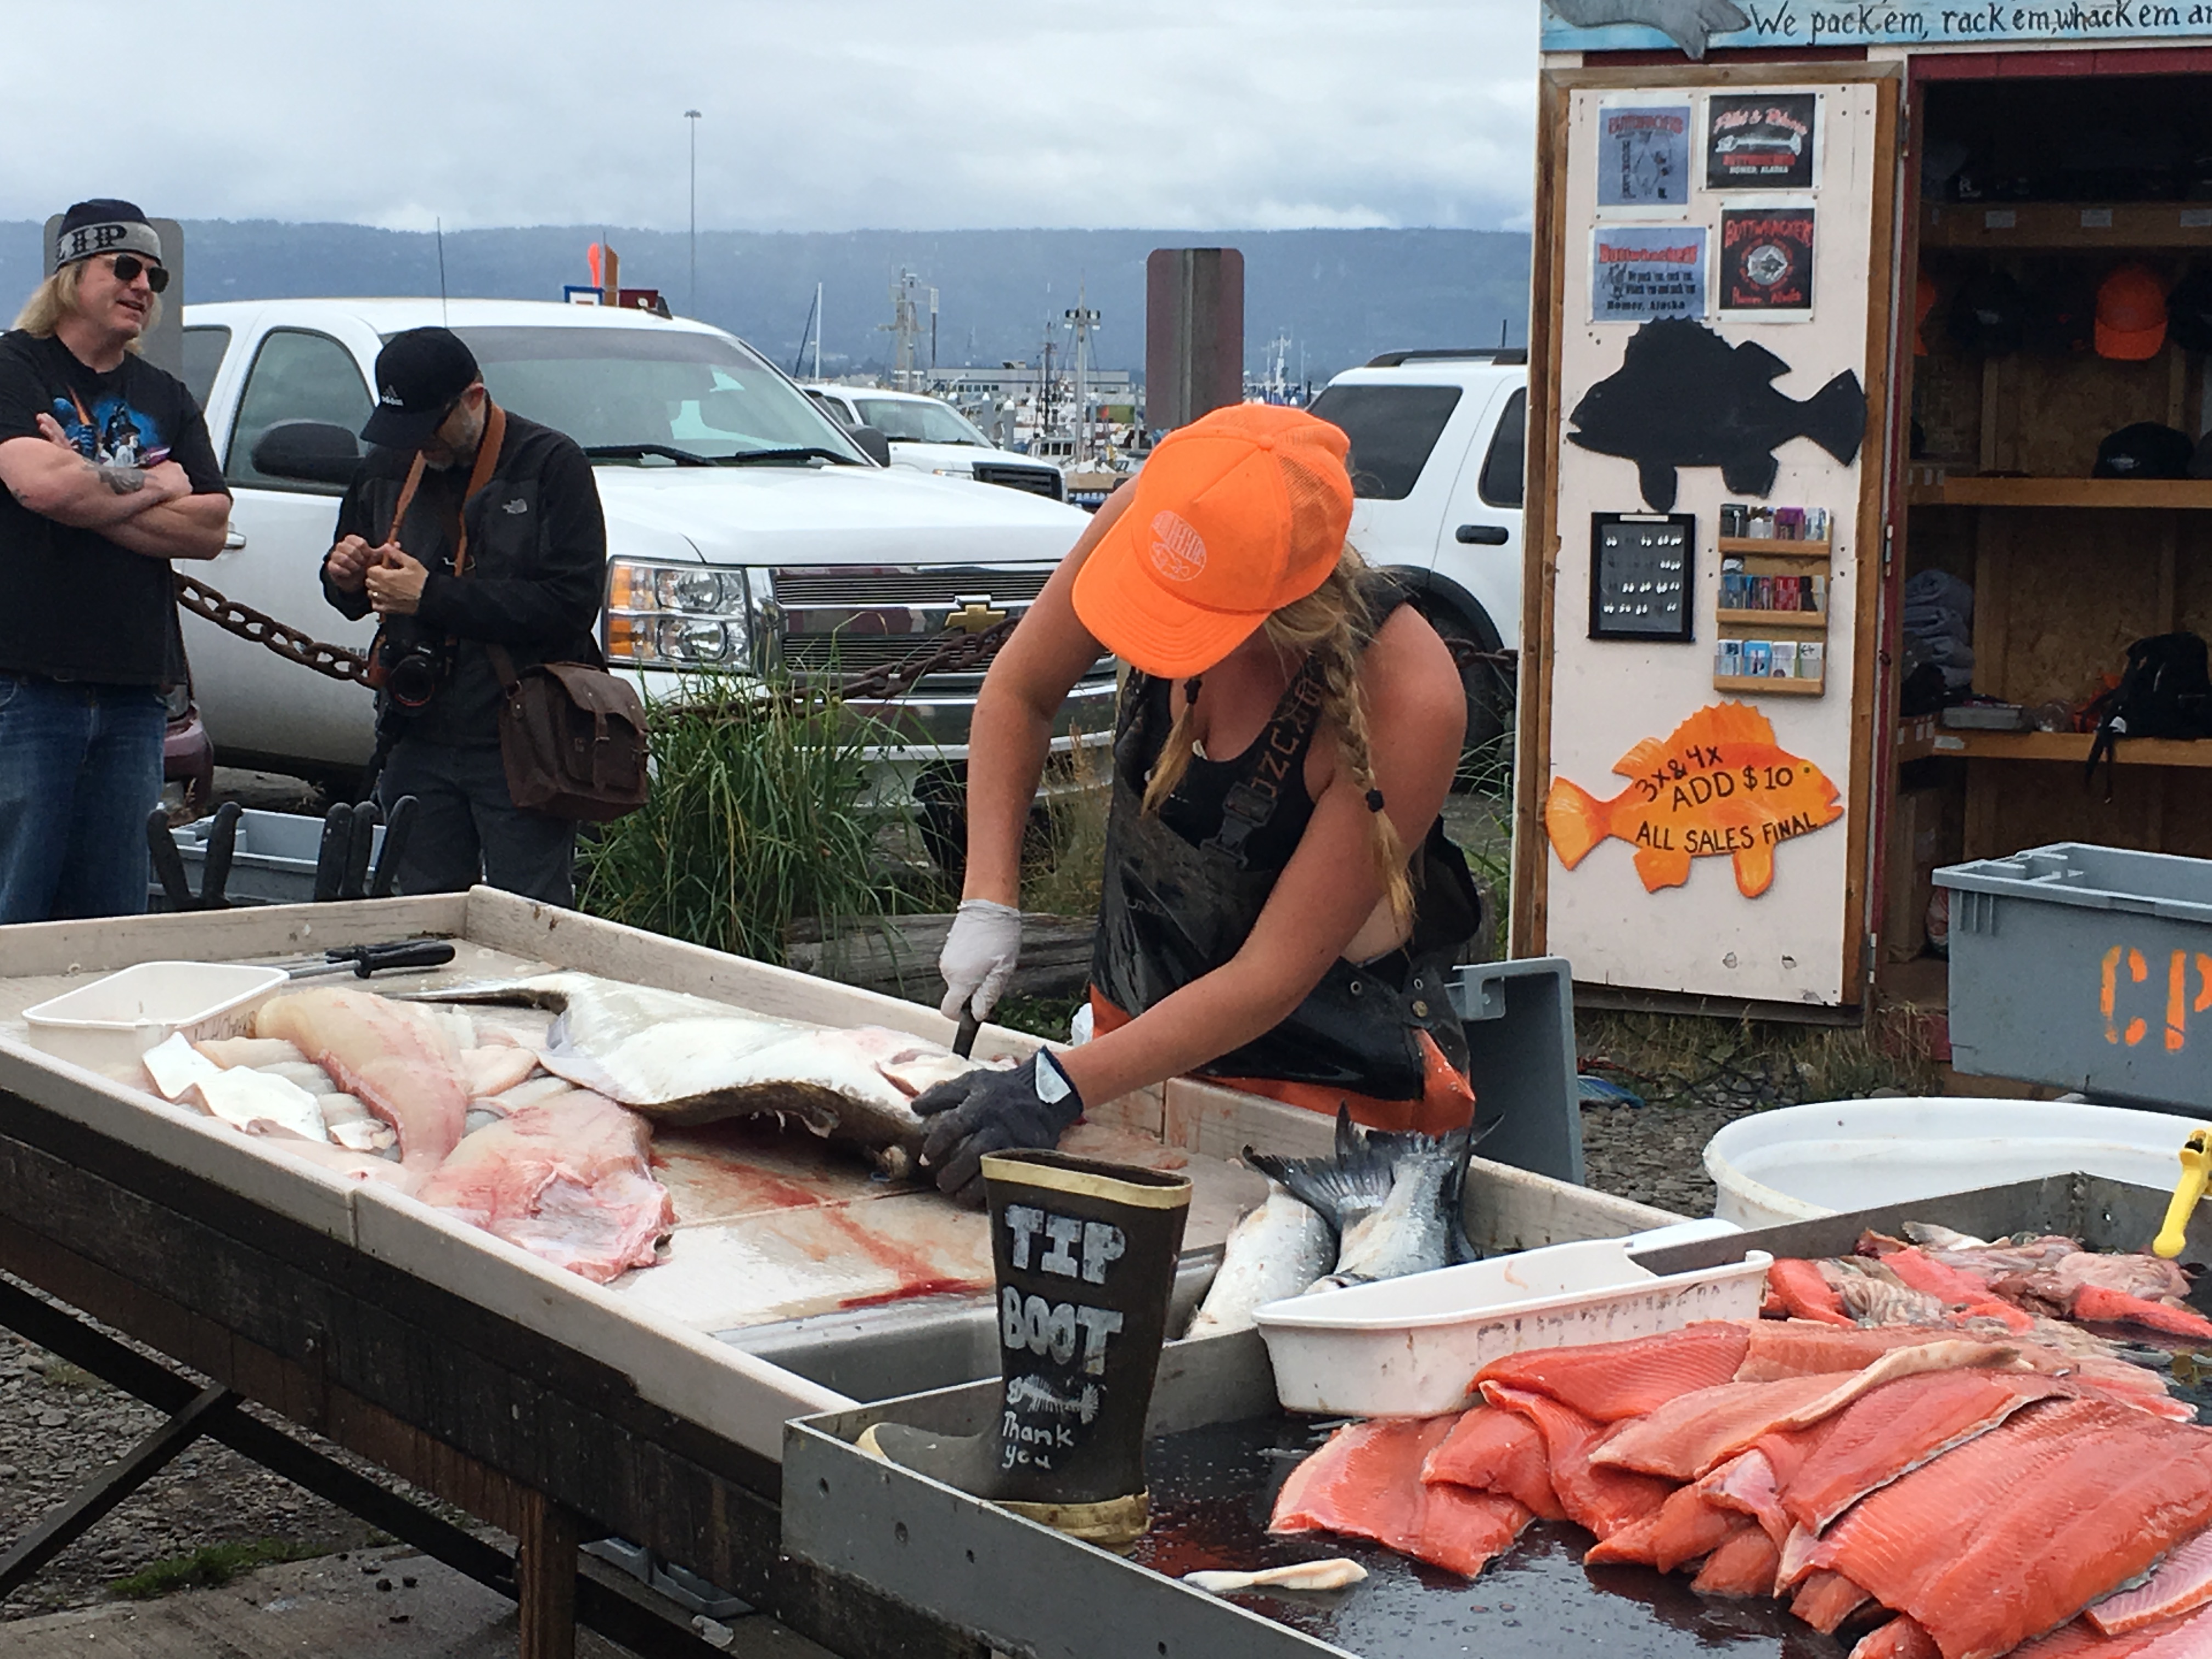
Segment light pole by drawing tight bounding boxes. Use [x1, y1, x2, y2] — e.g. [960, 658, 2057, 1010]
[684, 108, 702, 316]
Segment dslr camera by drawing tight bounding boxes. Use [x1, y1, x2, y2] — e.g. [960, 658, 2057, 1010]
[366, 617, 449, 710]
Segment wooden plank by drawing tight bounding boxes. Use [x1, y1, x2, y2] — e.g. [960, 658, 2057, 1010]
[1922, 200, 2212, 250]
[1915, 477, 2212, 509]
[1511, 65, 1571, 958]
[1925, 731, 2212, 769]
[1717, 538, 1832, 556]
[1712, 675, 1826, 696]
[1717, 611, 1829, 629]
[1845, 69, 1905, 1012]
[516, 1489, 580, 1659]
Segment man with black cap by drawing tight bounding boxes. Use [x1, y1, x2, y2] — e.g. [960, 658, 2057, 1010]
[0, 199, 228, 923]
[321, 327, 605, 905]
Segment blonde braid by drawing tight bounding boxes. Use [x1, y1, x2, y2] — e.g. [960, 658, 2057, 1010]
[1139, 545, 1416, 925]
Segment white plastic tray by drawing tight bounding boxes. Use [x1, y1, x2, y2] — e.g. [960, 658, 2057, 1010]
[1253, 1226, 1770, 1418]
[22, 960, 288, 1071]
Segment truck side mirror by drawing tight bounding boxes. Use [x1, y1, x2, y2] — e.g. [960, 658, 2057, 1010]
[847, 425, 893, 467]
[251, 420, 363, 487]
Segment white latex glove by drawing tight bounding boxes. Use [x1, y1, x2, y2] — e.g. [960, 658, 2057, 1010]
[939, 898, 1023, 1022]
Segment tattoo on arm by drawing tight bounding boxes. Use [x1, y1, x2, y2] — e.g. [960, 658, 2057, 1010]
[95, 461, 147, 495]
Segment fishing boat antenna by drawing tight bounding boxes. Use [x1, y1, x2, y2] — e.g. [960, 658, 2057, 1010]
[436, 218, 449, 324]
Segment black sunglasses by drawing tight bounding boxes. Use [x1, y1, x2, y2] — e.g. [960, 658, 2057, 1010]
[106, 253, 170, 294]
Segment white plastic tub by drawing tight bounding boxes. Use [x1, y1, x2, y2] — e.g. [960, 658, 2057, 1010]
[1252, 1225, 1771, 1418]
[1705, 1098, 2199, 1229]
[22, 961, 289, 1071]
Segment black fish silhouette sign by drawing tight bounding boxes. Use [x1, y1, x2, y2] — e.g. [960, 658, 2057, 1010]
[1568, 319, 1867, 511]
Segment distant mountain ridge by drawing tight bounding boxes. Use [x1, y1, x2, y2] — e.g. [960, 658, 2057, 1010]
[0, 221, 1530, 386]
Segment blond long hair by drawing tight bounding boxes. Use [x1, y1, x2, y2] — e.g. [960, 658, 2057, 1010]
[1142, 545, 1415, 923]
[13, 263, 160, 348]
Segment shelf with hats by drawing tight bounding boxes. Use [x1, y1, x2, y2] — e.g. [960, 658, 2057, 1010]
[1923, 202, 2212, 250]
[1904, 477, 2212, 509]
[1894, 724, 2212, 769]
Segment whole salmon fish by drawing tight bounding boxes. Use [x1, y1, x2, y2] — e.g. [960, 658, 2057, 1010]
[1545, 701, 1841, 898]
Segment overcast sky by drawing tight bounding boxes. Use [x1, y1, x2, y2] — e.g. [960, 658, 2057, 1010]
[0, 1, 1537, 235]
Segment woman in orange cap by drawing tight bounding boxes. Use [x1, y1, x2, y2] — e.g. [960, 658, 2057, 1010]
[912, 404, 1481, 1201]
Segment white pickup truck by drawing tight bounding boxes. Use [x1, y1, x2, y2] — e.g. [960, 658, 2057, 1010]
[1307, 348, 1526, 753]
[176, 298, 1101, 795]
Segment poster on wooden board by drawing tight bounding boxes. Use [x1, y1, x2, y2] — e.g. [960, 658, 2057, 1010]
[1590, 226, 1709, 323]
[1521, 75, 1894, 1008]
[1597, 105, 1694, 207]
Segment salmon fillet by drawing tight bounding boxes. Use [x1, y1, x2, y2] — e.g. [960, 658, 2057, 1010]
[1593, 1373, 1859, 1481]
[1811, 1398, 2212, 1659]
[1850, 1616, 1943, 1659]
[1481, 1384, 1673, 1540]
[1647, 1483, 1745, 1573]
[1470, 1322, 1750, 1421]
[1881, 1248, 2036, 1333]
[1701, 1444, 1804, 1544]
[2011, 1609, 2212, 1658]
[1780, 1369, 2067, 1533]
[1767, 1258, 1856, 1324]
[1792, 1568, 1874, 1633]
[1690, 1525, 1780, 1598]
[1741, 1321, 2190, 1421]
[1272, 1417, 1536, 1578]
[1421, 1404, 1567, 1520]
[2090, 1531, 2212, 1635]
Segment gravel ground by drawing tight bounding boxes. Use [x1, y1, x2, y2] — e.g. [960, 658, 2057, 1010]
[0, 1293, 427, 1622]
[1577, 1097, 1762, 1218]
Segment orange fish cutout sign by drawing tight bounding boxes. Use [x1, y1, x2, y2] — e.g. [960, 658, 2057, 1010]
[1545, 702, 1842, 898]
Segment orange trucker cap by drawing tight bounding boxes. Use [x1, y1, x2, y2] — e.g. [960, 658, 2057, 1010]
[1072, 404, 1354, 677]
[2096, 263, 2168, 360]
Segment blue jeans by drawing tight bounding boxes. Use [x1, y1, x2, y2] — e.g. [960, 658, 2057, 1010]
[0, 675, 166, 923]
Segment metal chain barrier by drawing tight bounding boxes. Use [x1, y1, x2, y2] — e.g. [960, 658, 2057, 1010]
[173, 574, 373, 685]
[830, 617, 1019, 703]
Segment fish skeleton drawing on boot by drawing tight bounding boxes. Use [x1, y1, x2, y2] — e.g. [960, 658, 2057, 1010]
[1545, 701, 1842, 897]
[411, 972, 994, 1175]
[1247, 1107, 1477, 1292]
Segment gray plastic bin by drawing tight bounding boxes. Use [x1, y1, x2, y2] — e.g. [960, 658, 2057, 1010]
[168, 808, 382, 907]
[1449, 955, 1585, 1184]
[1936, 842, 2212, 1111]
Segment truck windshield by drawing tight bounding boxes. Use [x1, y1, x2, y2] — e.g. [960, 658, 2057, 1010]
[853, 398, 988, 446]
[1307, 383, 1463, 500]
[448, 326, 867, 464]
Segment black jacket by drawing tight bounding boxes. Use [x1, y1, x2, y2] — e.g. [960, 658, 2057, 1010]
[323, 409, 605, 747]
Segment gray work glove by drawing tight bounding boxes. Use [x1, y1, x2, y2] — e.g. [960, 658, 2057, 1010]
[913, 1049, 1083, 1205]
[938, 897, 1022, 1022]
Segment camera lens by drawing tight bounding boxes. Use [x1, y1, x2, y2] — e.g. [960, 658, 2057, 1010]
[386, 651, 440, 709]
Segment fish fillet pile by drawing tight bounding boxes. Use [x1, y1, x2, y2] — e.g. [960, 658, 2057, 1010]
[1268, 1316, 2212, 1658]
[142, 986, 674, 1284]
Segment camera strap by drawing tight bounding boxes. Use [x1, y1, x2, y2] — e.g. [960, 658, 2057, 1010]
[383, 400, 508, 578]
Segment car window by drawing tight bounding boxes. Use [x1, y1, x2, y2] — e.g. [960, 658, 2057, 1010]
[808, 390, 857, 427]
[227, 330, 373, 492]
[1306, 383, 1463, 501]
[452, 326, 865, 462]
[1479, 388, 1526, 510]
[181, 326, 229, 411]
[854, 397, 988, 446]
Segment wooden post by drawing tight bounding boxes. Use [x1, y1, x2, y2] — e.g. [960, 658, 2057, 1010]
[516, 1488, 580, 1659]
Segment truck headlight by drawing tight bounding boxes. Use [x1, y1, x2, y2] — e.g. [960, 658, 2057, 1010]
[605, 560, 753, 670]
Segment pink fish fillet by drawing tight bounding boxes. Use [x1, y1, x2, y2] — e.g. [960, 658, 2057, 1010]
[258, 988, 470, 1171]
[2092, 1533, 2212, 1637]
[414, 1089, 675, 1284]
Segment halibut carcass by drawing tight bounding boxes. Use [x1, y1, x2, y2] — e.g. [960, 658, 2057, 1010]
[416, 973, 991, 1174]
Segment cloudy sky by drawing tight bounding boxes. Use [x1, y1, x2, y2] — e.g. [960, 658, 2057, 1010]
[0, 1, 1538, 234]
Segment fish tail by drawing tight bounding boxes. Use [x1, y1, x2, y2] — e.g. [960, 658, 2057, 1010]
[1544, 777, 1611, 868]
[1244, 1107, 1400, 1231]
[1801, 371, 1868, 467]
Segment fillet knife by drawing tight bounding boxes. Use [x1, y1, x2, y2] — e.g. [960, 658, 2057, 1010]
[256, 940, 458, 979]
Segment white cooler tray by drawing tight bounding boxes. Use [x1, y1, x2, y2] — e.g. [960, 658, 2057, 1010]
[1254, 1222, 1770, 1418]
[22, 961, 289, 1070]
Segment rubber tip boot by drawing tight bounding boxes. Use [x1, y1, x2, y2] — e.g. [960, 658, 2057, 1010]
[861, 1149, 1192, 1550]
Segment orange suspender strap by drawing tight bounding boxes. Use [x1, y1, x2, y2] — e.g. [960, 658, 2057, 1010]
[383, 401, 506, 577]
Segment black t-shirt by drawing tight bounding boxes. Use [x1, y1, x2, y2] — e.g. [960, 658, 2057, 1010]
[0, 330, 227, 685]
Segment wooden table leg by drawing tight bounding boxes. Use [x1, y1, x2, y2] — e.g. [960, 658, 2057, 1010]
[516, 1488, 580, 1659]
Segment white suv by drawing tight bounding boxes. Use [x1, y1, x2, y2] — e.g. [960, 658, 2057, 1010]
[176, 299, 1099, 793]
[805, 385, 1066, 503]
[1307, 349, 1526, 751]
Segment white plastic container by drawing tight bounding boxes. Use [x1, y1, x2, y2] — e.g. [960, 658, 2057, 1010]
[1252, 1228, 1773, 1418]
[1705, 1097, 2201, 1229]
[22, 962, 289, 1071]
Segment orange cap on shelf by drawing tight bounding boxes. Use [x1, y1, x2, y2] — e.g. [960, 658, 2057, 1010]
[1071, 404, 1354, 678]
[2096, 263, 2168, 360]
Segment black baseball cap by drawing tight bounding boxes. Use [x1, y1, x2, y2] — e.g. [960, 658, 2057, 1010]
[362, 327, 480, 449]
[1946, 268, 2029, 356]
[2092, 421, 2194, 481]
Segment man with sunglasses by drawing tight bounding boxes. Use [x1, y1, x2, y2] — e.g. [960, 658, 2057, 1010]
[0, 199, 228, 922]
[321, 327, 605, 905]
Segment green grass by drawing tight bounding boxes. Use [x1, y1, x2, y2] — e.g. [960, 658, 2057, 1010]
[110, 1538, 325, 1600]
[1577, 1008, 1942, 1109]
[992, 991, 1087, 1042]
[578, 675, 926, 964]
